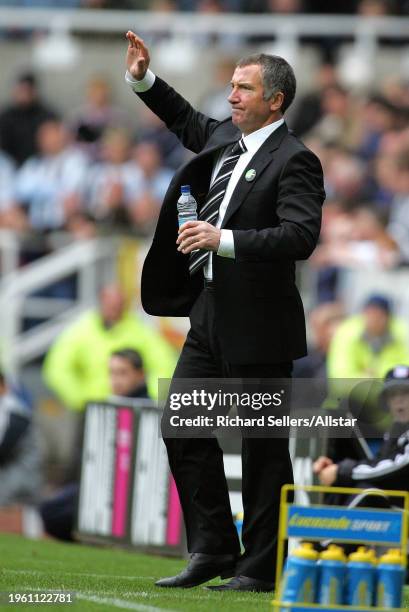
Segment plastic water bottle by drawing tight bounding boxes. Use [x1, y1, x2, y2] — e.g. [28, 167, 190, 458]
[346, 546, 376, 607]
[177, 185, 197, 228]
[280, 542, 318, 609]
[317, 545, 346, 606]
[376, 548, 405, 609]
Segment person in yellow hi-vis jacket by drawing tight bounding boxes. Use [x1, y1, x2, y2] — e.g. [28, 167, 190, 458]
[43, 283, 177, 410]
[327, 294, 409, 387]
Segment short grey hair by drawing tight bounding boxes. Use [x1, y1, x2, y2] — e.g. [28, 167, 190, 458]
[236, 53, 296, 113]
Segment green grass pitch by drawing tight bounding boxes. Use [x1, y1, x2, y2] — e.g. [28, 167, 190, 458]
[0, 533, 273, 611]
[1, 534, 408, 611]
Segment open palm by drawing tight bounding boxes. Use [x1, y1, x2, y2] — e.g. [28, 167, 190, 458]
[126, 31, 150, 80]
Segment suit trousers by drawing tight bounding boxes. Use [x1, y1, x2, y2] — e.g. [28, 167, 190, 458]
[161, 285, 293, 582]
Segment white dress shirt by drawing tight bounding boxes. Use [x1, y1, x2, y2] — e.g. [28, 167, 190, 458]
[126, 69, 285, 279]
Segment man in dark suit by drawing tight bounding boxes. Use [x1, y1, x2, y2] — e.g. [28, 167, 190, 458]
[125, 31, 325, 592]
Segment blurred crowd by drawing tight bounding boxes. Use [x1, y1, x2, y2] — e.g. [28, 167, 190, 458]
[0, 0, 409, 15]
[290, 64, 409, 303]
[0, 72, 187, 243]
[1, 54, 409, 295]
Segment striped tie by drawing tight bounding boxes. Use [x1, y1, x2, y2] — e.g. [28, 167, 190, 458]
[189, 137, 247, 276]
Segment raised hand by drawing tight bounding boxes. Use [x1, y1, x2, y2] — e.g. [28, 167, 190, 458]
[126, 31, 150, 80]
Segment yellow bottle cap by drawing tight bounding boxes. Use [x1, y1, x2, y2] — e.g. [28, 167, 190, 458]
[378, 549, 404, 565]
[348, 546, 375, 564]
[320, 545, 347, 562]
[293, 542, 319, 561]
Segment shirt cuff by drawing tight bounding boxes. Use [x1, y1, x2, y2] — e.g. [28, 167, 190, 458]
[217, 229, 235, 258]
[125, 69, 156, 93]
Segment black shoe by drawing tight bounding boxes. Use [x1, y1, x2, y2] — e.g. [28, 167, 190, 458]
[206, 575, 274, 592]
[155, 553, 236, 588]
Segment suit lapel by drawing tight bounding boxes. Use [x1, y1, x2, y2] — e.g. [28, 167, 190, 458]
[221, 122, 288, 228]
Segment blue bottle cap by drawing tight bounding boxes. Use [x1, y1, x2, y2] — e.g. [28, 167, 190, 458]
[181, 185, 191, 194]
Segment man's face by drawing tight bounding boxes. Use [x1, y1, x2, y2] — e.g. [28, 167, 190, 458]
[37, 121, 67, 157]
[387, 390, 409, 423]
[99, 286, 125, 325]
[227, 65, 280, 135]
[13, 81, 37, 107]
[363, 306, 389, 337]
[109, 356, 144, 396]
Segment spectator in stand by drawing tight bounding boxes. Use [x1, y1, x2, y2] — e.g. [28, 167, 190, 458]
[312, 204, 399, 273]
[42, 283, 176, 410]
[7, 119, 88, 233]
[294, 302, 345, 379]
[199, 57, 237, 120]
[356, 95, 401, 163]
[71, 75, 131, 160]
[87, 130, 172, 234]
[0, 72, 56, 167]
[325, 298, 409, 462]
[371, 128, 409, 210]
[323, 147, 366, 202]
[0, 370, 42, 506]
[86, 127, 138, 227]
[128, 140, 173, 233]
[290, 63, 338, 137]
[137, 106, 189, 170]
[0, 151, 15, 222]
[310, 198, 399, 303]
[387, 146, 409, 264]
[327, 294, 409, 382]
[357, 0, 390, 17]
[314, 365, 409, 501]
[109, 349, 149, 399]
[307, 84, 360, 150]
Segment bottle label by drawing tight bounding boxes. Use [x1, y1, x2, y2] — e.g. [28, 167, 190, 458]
[178, 214, 197, 228]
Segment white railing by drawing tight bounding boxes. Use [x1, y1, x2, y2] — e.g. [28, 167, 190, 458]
[0, 8, 408, 39]
[0, 237, 118, 374]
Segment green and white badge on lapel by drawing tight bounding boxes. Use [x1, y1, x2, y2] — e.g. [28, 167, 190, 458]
[245, 169, 256, 182]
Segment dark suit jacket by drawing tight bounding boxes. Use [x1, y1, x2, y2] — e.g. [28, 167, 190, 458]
[137, 76, 325, 364]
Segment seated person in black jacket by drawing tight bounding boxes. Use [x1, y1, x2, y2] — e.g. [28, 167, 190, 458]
[313, 365, 409, 501]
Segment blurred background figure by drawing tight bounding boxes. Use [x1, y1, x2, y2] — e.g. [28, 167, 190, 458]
[71, 75, 131, 160]
[327, 294, 409, 381]
[314, 365, 409, 505]
[109, 348, 149, 399]
[294, 302, 345, 379]
[290, 63, 338, 137]
[6, 119, 88, 233]
[0, 370, 42, 507]
[199, 57, 237, 120]
[86, 127, 138, 228]
[0, 72, 56, 167]
[136, 106, 189, 170]
[128, 140, 173, 232]
[42, 283, 176, 411]
[0, 150, 15, 224]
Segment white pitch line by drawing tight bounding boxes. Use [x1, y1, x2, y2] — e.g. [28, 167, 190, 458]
[3, 582, 177, 612]
[3, 569, 156, 581]
[76, 592, 178, 611]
